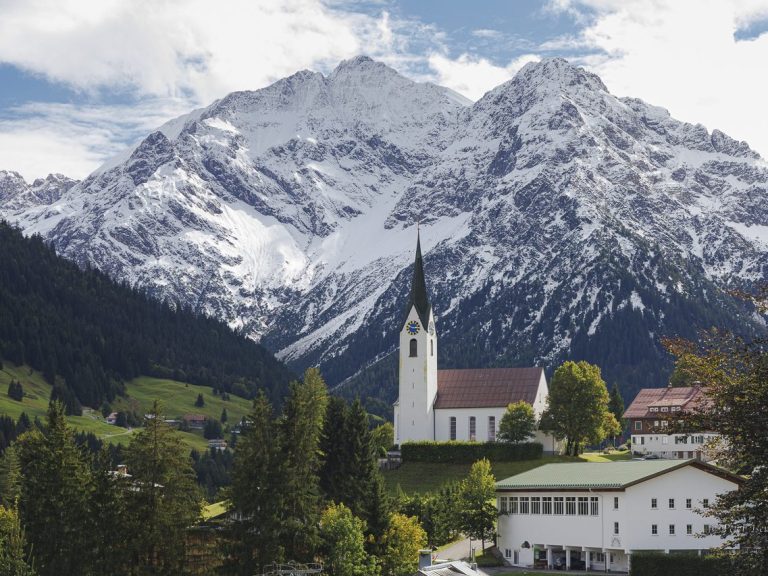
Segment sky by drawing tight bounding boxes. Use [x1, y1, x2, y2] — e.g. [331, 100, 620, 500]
[1, 0, 768, 181]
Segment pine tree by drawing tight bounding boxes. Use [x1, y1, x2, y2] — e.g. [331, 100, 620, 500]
[195, 393, 205, 408]
[17, 402, 94, 576]
[231, 392, 285, 574]
[0, 445, 21, 507]
[90, 448, 130, 573]
[608, 383, 626, 446]
[0, 505, 36, 576]
[279, 368, 329, 561]
[319, 397, 349, 502]
[124, 401, 201, 574]
[220, 407, 228, 423]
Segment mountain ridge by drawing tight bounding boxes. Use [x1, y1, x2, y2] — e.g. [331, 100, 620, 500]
[2, 57, 766, 411]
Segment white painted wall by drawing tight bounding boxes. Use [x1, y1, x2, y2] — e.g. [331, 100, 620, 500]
[496, 463, 738, 572]
[631, 433, 719, 460]
[395, 306, 437, 443]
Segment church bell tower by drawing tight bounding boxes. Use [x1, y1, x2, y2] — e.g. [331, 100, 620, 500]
[395, 231, 438, 444]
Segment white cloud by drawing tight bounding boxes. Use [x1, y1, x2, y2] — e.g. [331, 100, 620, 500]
[428, 53, 541, 101]
[0, 0, 398, 102]
[553, 0, 768, 159]
[0, 100, 192, 180]
[471, 28, 502, 39]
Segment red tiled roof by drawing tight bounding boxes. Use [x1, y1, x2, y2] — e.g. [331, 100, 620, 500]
[434, 367, 543, 409]
[623, 386, 707, 419]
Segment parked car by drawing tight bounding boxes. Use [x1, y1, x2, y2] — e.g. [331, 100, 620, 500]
[643, 453, 661, 460]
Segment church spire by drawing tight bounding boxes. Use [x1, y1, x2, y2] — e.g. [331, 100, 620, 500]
[406, 229, 432, 326]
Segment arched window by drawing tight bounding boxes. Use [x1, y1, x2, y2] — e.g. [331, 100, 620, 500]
[430, 339, 434, 357]
[409, 338, 418, 357]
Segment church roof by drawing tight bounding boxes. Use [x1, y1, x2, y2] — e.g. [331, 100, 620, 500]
[434, 367, 544, 409]
[405, 231, 432, 327]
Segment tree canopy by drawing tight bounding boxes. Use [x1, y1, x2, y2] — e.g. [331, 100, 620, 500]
[540, 361, 613, 456]
[498, 401, 536, 443]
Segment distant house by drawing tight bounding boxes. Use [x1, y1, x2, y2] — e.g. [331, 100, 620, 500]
[496, 460, 742, 572]
[106, 412, 118, 425]
[623, 386, 718, 460]
[183, 414, 207, 429]
[208, 439, 228, 451]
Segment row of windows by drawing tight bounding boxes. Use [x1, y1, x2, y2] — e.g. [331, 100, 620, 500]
[449, 416, 495, 441]
[650, 498, 707, 509]
[651, 523, 711, 536]
[499, 496, 599, 516]
[408, 338, 434, 357]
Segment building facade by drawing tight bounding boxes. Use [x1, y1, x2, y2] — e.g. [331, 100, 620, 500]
[623, 386, 718, 460]
[393, 234, 557, 451]
[496, 460, 741, 572]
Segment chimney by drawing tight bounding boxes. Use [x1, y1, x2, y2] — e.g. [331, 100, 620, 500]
[418, 550, 433, 569]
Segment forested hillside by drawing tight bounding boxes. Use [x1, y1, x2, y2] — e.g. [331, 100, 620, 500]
[0, 221, 293, 410]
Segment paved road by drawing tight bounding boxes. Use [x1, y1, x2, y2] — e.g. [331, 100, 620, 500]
[437, 537, 492, 562]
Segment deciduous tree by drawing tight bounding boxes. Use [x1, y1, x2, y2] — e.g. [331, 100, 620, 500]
[457, 459, 497, 550]
[380, 513, 427, 576]
[540, 361, 612, 455]
[666, 323, 768, 575]
[319, 503, 379, 576]
[497, 401, 536, 443]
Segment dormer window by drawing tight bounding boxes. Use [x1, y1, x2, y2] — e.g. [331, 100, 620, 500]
[661, 407, 669, 412]
[650, 407, 659, 412]
[409, 338, 418, 357]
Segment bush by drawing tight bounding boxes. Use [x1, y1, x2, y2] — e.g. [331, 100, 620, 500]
[630, 552, 732, 576]
[400, 441, 543, 463]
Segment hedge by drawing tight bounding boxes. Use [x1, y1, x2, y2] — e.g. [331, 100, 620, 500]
[400, 441, 543, 463]
[630, 552, 732, 576]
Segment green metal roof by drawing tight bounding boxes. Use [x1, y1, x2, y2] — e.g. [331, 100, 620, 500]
[496, 460, 691, 490]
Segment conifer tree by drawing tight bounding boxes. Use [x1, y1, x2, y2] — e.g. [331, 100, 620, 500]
[0, 505, 36, 576]
[319, 396, 348, 502]
[221, 407, 228, 423]
[279, 368, 329, 561]
[231, 392, 285, 574]
[124, 401, 201, 574]
[0, 445, 21, 507]
[17, 402, 94, 576]
[90, 448, 130, 573]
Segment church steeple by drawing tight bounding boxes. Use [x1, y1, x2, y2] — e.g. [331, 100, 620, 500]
[406, 230, 432, 327]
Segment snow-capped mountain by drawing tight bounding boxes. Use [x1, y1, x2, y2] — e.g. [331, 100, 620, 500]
[3, 57, 767, 405]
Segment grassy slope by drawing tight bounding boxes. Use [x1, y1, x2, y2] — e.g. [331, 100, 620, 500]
[0, 363, 253, 451]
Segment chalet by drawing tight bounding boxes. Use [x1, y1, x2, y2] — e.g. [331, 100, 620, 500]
[106, 412, 118, 425]
[393, 234, 559, 452]
[496, 460, 742, 572]
[183, 414, 207, 430]
[623, 386, 718, 460]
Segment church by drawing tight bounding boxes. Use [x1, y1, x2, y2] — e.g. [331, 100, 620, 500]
[393, 234, 559, 452]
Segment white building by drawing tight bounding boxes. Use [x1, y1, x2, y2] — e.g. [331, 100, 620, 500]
[393, 234, 558, 452]
[624, 386, 719, 460]
[496, 460, 742, 572]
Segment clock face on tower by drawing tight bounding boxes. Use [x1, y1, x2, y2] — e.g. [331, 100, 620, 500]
[406, 320, 420, 335]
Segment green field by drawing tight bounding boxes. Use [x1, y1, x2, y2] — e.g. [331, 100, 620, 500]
[0, 363, 253, 451]
[382, 455, 581, 494]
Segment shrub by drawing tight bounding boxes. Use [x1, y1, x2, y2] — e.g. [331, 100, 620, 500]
[630, 552, 732, 576]
[400, 441, 543, 463]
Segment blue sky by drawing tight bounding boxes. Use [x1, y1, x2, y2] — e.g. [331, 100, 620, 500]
[1, 0, 767, 180]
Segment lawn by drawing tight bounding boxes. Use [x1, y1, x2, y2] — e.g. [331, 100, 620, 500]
[382, 455, 580, 494]
[579, 450, 631, 462]
[0, 363, 249, 451]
